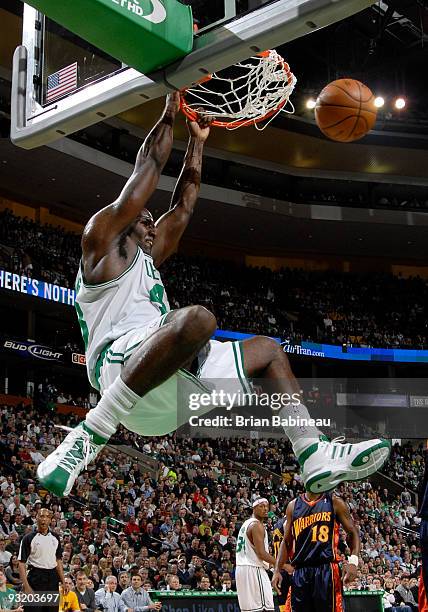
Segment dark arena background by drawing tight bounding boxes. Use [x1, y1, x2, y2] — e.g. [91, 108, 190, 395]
[1, 1, 428, 612]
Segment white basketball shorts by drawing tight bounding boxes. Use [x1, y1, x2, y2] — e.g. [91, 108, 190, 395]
[91, 313, 253, 436]
[236, 565, 275, 612]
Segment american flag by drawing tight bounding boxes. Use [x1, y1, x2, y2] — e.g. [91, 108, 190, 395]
[46, 62, 78, 103]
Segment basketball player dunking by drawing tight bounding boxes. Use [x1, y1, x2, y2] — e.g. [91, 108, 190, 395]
[37, 92, 390, 498]
[236, 498, 276, 612]
[272, 490, 360, 612]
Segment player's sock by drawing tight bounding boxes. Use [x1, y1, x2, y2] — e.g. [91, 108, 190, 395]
[277, 401, 323, 456]
[84, 375, 140, 439]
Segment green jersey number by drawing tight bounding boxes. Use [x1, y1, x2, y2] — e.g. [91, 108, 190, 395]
[149, 284, 168, 315]
[236, 527, 246, 554]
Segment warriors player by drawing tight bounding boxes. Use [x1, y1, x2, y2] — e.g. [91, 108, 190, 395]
[272, 490, 360, 612]
[236, 498, 276, 612]
[418, 447, 428, 611]
[37, 92, 390, 498]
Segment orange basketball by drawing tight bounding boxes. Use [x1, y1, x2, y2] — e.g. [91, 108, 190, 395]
[315, 79, 377, 142]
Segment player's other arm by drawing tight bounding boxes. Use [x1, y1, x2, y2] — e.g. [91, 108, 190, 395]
[82, 93, 180, 255]
[272, 502, 295, 594]
[151, 114, 211, 268]
[18, 561, 32, 595]
[56, 559, 65, 588]
[333, 495, 360, 587]
[249, 522, 276, 568]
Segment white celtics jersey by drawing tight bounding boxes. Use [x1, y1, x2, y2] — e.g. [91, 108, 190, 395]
[236, 517, 269, 568]
[75, 247, 170, 389]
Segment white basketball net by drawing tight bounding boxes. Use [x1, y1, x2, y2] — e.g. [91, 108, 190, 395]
[181, 50, 297, 130]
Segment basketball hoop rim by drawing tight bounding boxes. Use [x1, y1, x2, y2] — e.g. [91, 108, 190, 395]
[179, 50, 295, 128]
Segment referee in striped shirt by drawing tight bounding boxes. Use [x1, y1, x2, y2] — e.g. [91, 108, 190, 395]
[18, 508, 65, 612]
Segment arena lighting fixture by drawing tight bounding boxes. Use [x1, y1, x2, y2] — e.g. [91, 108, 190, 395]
[374, 96, 385, 108]
[395, 97, 406, 109]
[306, 98, 316, 109]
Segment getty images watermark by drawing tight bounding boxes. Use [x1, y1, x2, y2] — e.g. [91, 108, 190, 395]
[177, 376, 428, 439]
[186, 389, 331, 430]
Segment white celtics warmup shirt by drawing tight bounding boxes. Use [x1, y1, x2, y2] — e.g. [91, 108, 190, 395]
[236, 517, 269, 567]
[75, 247, 170, 389]
[236, 507, 274, 612]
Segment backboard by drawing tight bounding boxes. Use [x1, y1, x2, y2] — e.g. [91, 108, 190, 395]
[11, 0, 376, 149]
[41, 19, 124, 107]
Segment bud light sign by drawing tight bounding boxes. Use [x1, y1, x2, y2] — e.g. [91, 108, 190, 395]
[2, 339, 63, 362]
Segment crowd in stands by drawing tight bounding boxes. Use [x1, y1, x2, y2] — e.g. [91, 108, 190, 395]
[377, 195, 428, 211]
[299, 191, 428, 211]
[383, 443, 425, 493]
[166, 255, 428, 349]
[0, 399, 424, 609]
[1, 209, 427, 350]
[0, 209, 81, 287]
[34, 378, 96, 411]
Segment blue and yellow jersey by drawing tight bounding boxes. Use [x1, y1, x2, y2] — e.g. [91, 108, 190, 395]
[272, 516, 286, 558]
[419, 449, 428, 519]
[290, 493, 339, 567]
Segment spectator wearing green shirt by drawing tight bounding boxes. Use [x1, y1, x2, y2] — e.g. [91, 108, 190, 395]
[0, 568, 23, 612]
[198, 519, 212, 538]
[166, 469, 177, 482]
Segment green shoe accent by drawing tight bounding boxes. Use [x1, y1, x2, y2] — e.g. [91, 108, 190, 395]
[38, 470, 70, 498]
[351, 440, 391, 468]
[305, 471, 333, 492]
[38, 424, 107, 498]
[82, 422, 108, 446]
[297, 442, 319, 468]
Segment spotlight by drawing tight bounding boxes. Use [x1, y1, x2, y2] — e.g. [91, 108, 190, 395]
[306, 98, 316, 110]
[395, 97, 406, 109]
[374, 96, 385, 108]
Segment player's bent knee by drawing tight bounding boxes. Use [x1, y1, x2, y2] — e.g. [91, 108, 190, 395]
[177, 305, 216, 342]
[185, 304, 217, 333]
[251, 335, 291, 372]
[252, 335, 285, 359]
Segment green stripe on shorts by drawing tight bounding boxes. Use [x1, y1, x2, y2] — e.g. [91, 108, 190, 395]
[232, 341, 252, 394]
[94, 313, 171, 390]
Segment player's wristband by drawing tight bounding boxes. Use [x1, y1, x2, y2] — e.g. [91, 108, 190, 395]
[347, 555, 359, 567]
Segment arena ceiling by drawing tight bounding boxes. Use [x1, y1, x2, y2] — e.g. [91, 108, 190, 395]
[1, 135, 427, 262]
[0, 1, 427, 261]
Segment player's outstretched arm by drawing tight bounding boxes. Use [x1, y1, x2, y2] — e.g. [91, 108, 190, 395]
[151, 113, 211, 268]
[272, 502, 295, 594]
[333, 495, 360, 587]
[83, 93, 180, 254]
